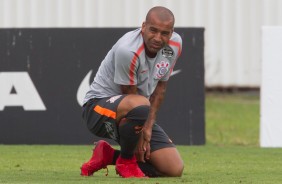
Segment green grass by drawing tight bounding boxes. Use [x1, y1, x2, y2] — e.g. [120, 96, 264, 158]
[1, 92, 282, 183]
[205, 92, 260, 146]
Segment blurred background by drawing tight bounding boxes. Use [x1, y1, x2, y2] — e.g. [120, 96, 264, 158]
[1, 0, 282, 89]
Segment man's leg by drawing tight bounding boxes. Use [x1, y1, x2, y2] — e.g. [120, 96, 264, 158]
[142, 124, 184, 177]
[115, 94, 150, 178]
[81, 94, 150, 177]
[149, 147, 183, 177]
[80, 96, 126, 176]
[81, 95, 183, 177]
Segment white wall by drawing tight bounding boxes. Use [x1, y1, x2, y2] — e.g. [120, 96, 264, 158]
[260, 26, 282, 147]
[1, 0, 282, 87]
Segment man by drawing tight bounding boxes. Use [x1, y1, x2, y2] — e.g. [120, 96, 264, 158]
[80, 6, 184, 178]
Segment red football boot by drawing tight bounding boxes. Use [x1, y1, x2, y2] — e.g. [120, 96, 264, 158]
[115, 155, 146, 178]
[80, 140, 114, 176]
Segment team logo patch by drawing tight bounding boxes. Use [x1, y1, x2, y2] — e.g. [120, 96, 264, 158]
[162, 46, 174, 58]
[155, 61, 170, 79]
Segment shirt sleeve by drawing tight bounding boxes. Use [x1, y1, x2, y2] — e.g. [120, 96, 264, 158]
[114, 46, 138, 85]
[160, 35, 183, 81]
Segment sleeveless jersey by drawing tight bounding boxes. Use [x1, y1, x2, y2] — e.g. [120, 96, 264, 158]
[83, 28, 182, 104]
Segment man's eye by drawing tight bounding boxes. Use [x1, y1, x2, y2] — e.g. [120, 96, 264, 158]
[162, 31, 170, 36]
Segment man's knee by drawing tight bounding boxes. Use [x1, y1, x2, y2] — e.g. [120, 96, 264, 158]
[166, 163, 184, 177]
[118, 105, 150, 135]
[148, 160, 184, 177]
[119, 104, 150, 128]
[149, 148, 184, 177]
[125, 104, 150, 121]
[117, 94, 150, 121]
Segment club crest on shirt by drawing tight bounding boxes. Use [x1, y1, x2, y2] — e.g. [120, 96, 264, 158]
[155, 61, 170, 79]
[162, 46, 174, 58]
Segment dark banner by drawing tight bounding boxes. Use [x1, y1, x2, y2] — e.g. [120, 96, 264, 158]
[0, 28, 205, 145]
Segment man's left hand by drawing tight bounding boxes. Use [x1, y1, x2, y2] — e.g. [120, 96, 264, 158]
[135, 126, 152, 162]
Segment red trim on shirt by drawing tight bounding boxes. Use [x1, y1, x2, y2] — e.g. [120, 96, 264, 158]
[129, 44, 144, 85]
[168, 40, 182, 56]
[168, 40, 182, 75]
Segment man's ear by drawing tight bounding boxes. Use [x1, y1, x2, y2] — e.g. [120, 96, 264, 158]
[141, 22, 146, 34]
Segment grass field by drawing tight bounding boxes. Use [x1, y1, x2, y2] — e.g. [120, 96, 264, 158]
[1, 92, 282, 184]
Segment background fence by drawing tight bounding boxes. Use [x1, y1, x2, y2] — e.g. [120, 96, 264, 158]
[1, 0, 282, 87]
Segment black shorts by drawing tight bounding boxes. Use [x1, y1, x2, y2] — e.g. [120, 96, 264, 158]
[82, 95, 175, 152]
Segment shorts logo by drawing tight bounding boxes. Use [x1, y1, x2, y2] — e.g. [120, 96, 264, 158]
[105, 121, 118, 141]
[155, 61, 170, 79]
[106, 95, 122, 103]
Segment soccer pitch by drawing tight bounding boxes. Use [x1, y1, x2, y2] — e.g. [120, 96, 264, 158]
[1, 93, 282, 183]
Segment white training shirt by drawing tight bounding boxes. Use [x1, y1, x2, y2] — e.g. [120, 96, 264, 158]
[83, 28, 182, 104]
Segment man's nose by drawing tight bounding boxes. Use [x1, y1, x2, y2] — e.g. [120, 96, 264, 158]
[154, 33, 162, 42]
